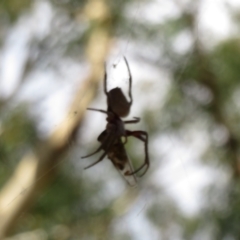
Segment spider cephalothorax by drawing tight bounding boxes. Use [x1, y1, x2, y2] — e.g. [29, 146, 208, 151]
[82, 57, 149, 185]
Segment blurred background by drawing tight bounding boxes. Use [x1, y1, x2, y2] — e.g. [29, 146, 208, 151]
[1, 0, 240, 239]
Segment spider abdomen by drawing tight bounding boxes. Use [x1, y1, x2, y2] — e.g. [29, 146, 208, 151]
[107, 87, 131, 117]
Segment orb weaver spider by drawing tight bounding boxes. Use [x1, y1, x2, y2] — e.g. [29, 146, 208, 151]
[82, 57, 149, 185]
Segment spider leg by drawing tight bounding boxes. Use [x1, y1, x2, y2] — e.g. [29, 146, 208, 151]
[124, 117, 140, 124]
[103, 62, 108, 96]
[81, 129, 113, 159]
[125, 130, 149, 176]
[87, 108, 108, 114]
[123, 56, 133, 106]
[81, 145, 103, 159]
[83, 131, 117, 169]
[84, 151, 108, 169]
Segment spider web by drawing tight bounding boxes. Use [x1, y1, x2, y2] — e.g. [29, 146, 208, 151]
[0, 0, 194, 228]
[0, 0, 235, 239]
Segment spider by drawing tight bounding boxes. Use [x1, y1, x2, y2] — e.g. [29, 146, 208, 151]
[82, 57, 149, 182]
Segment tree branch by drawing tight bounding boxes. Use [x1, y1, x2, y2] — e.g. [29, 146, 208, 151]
[0, 0, 113, 237]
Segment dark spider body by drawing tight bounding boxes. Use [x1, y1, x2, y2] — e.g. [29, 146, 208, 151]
[82, 57, 149, 185]
[97, 130, 137, 186]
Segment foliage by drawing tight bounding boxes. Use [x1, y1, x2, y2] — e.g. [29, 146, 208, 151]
[1, 0, 240, 240]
